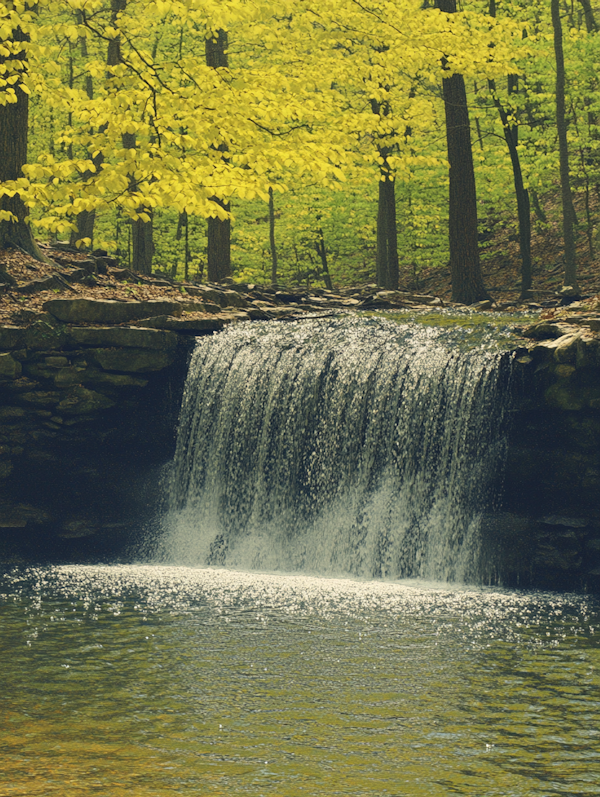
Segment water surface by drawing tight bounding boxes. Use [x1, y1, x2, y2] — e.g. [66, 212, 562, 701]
[1, 565, 599, 796]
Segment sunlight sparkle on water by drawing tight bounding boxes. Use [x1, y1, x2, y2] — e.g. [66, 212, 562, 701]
[1, 565, 599, 796]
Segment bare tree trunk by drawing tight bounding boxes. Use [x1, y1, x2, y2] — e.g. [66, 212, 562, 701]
[578, 0, 598, 32]
[206, 30, 231, 282]
[530, 189, 548, 223]
[130, 206, 154, 275]
[207, 201, 231, 282]
[176, 211, 191, 280]
[121, 131, 153, 275]
[107, 3, 153, 274]
[0, 16, 48, 262]
[488, 2, 532, 299]
[489, 80, 532, 299]
[269, 187, 278, 285]
[376, 173, 399, 290]
[552, 0, 578, 290]
[473, 81, 485, 151]
[315, 227, 333, 290]
[371, 91, 400, 290]
[437, 0, 489, 304]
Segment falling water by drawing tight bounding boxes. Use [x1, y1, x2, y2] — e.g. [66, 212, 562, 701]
[163, 315, 512, 581]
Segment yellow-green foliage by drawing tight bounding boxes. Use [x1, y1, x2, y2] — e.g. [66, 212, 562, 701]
[1, 0, 599, 284]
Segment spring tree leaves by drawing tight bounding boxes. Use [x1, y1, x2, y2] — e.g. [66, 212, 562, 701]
[0, 0, 522, 238]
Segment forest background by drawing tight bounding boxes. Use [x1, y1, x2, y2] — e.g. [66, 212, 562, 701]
[0, 0, 598, 304]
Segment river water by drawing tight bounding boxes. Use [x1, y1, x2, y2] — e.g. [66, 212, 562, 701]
[1, 565, 599, 796]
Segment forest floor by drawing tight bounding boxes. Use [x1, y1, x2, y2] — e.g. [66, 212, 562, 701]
[413, 211, 600, 305]
[1, 210, 599, 326]
[0, 244, 202, 326]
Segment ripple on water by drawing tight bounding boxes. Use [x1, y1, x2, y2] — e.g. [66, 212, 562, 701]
[1, 567, 599, 797]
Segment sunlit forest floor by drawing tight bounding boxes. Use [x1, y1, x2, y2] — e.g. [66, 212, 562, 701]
[415, 207, 600, 305]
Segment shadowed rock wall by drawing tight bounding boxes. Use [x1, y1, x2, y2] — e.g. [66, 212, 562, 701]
[483, 331, 600, 592]
[0, 313, 194, 562]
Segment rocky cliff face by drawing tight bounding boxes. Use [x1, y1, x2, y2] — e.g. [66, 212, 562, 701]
[486, 324, 600, 592]
[0, 307, 196, 562]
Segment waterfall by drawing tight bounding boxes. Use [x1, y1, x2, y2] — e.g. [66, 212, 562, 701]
[162, 316, 512, 581]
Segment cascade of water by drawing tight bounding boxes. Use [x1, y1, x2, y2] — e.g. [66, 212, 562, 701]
[162, 316, 512, 581]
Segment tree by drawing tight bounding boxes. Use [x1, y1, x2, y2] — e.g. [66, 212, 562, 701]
[0, 2, 47, 262]
[551, 0, 577, 291]
[68, 8, 98, 249]
[2, 0, 524, 294]
[371, 96, 399, 290]
[268, 185, 278, 285]
[488, 0, 531, 299]
[205, 28, 231, 282]
[109, 0, 154, 274]
[436, 0, 489, 304]
[314, 222, 333, 289]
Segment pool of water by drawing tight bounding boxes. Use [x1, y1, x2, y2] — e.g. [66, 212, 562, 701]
[359, 308, 537, 350]
[1, 566, 599, 796]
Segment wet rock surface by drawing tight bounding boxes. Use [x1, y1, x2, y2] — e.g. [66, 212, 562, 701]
[0, 307, 192, 563]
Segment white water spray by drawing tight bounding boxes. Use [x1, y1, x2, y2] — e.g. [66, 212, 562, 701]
[163, 316, 511, 581]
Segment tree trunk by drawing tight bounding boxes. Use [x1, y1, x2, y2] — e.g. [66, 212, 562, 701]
[370, 90, 399, 291]
[488, 0, 531, 299]
[578, 0, 598, 33]
[487, 101, 531, 299]
[269, 187, 278, 285]
[530, 189, 547, 223]
[441, 71, 489, 303]
[315, 227, 333, 290]
[110, 5, 153, 275]
[207, 201, 231, 282]
[131, 207, 154, 275]
[205, 29, 228, 69]
[107, 0, 127, 66]
[376, 174, 399, 290]
[437, 0, 489, 304]
[122, 132, 154, 275]
[70, 209, 96, 250]
[0, 18, 47, 261]
[551, 0, 578, 290]
[177, 211, 191, 280]
[70, 9, 99, 249]
[206, 30, 231, 282]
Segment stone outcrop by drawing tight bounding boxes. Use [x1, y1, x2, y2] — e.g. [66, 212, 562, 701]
[0, 306, 196, 561]
[44, 298, 184, 324]
[493, 318, 600, 591]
